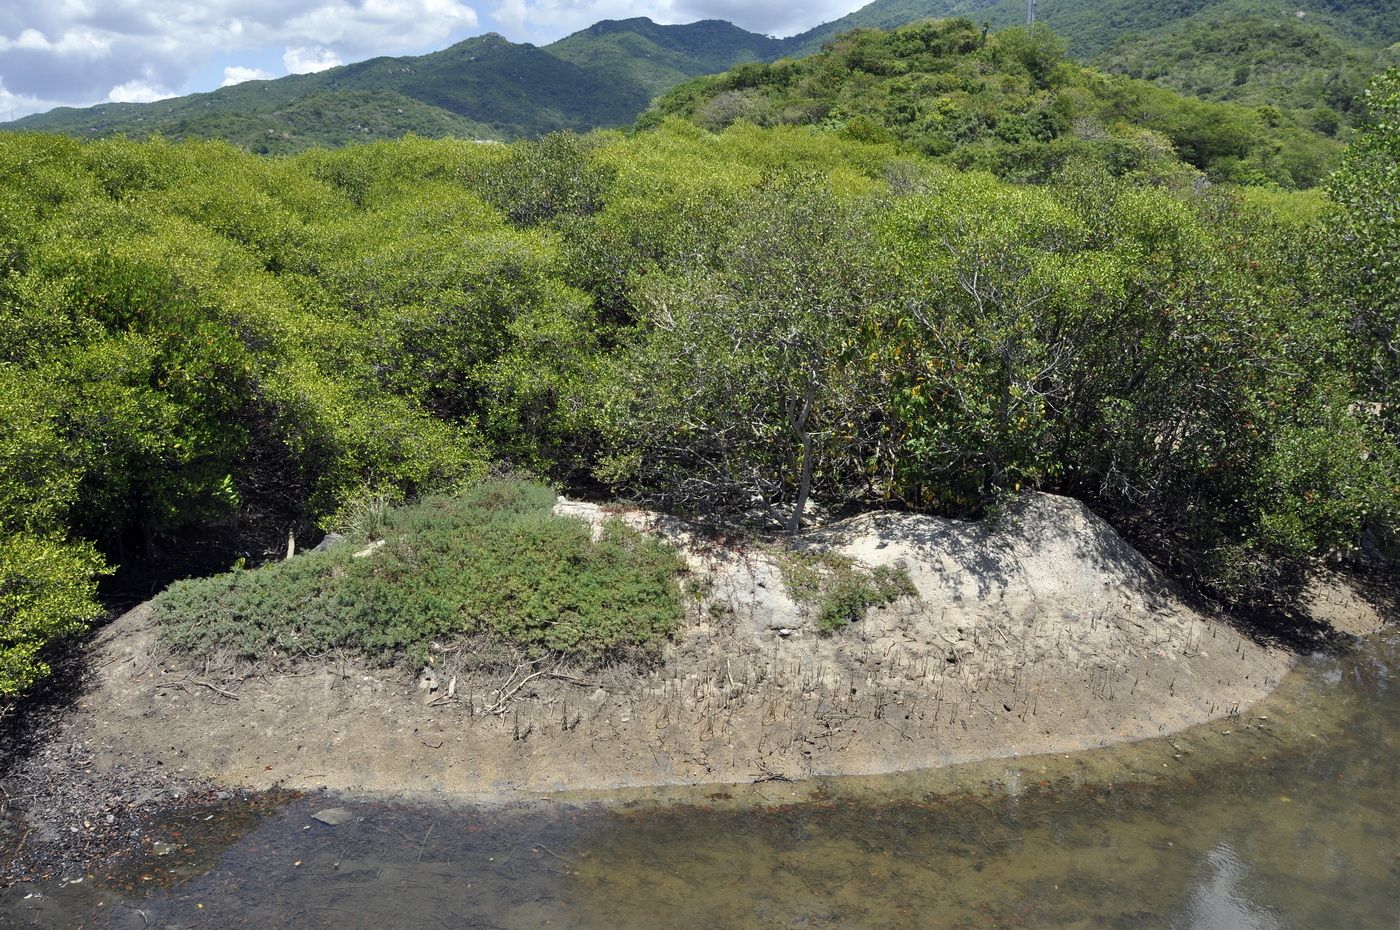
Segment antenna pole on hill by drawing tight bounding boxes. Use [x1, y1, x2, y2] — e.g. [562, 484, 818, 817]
[1027, 0, 1036, 24]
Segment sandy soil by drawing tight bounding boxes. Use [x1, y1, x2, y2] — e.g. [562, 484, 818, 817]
[31, 491, 1380, 806]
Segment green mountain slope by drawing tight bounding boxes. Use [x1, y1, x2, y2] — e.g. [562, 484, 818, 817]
[1096, 2, 1390, 134]
[1, 20, 780, 148]
[782, 0, 1397, 132]
[786, 0, 1397, 57]
[549, 18, 781, 100]
[655, 17, 1343, 187]
[21, 90, 497, 155]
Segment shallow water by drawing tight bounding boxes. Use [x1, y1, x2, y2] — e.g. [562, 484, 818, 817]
[4, 632, 1398, 929]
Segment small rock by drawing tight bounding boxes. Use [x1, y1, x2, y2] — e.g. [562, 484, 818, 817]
[311, 532, 345, 552]
[311, 807, 354, 826]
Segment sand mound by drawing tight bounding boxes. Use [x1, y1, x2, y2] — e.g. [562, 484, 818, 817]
[560, 493, 1209, 671]
[46, 493, 1296, 798]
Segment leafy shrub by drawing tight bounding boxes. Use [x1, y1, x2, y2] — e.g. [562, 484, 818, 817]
[475, 131, 617, 226]
[1328, 69, 1400, 434]
[0, 534, 109, 697]
[151, 480, 685, 665]
[776, 549, 917, 634]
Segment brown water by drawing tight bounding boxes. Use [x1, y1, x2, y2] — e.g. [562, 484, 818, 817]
[4, 632, 1397, 929]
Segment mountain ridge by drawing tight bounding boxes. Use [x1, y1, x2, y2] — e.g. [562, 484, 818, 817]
[2, 0, 1395, 149]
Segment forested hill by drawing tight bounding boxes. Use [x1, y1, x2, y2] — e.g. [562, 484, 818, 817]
[650, 18, 1343, 187]
[788, 0, 1398, 57]
[789, 0, 1397, 133]
[3, 0, 1394, 150]
[0, 20, 780, 151]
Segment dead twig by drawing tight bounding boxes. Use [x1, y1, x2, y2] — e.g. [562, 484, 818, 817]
[184, 678, 240, 700]
[416, 821, 436, 863]
[532, 842, 574, 863]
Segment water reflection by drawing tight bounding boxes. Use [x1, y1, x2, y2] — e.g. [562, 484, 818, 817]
[3, 632, 1397, 929]
[1177, 844, 1282, 930]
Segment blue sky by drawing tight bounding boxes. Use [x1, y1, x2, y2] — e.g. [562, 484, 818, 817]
[0, 1, 862, 120]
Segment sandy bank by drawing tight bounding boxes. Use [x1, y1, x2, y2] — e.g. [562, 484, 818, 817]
[35, 492, 1382, 804]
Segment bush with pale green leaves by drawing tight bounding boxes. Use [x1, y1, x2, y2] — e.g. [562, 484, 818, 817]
[0, 535, 108, 697]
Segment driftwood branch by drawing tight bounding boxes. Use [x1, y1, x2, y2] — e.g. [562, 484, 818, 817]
[484, 659, 565, 715]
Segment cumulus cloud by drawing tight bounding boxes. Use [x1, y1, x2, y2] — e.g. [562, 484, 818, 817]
[0, 77, 58, 121]
[221, 65, 274, 86]
[283, 46, 342, 73]
[107, 79, 173, 103]
[0, 0, 480, 118]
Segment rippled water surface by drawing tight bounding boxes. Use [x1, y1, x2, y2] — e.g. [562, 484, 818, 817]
[4, 633, 1397, 929]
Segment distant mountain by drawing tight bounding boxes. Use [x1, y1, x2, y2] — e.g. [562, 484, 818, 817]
[550, 18, 782, 105]
[1, 20, 780, 149]
[2, 0, 1395, 149]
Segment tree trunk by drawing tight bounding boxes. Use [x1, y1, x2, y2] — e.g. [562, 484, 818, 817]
[787, 380, 817, 534]
[788, 427, 814, 534]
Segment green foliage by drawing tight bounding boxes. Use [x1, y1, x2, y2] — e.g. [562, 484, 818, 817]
[1096, 7, 1383, 136]
[151, 480, 685, 664]
[651, 19, 1344, 187]
[876, 162, 1398, 595]
[595, 175, 892, 530]
[1327, 68, 1400, 432]
[0, 534, 109, 696]
[1, 94, 1394, 693]
[775, 549, 917, 633]
[328, 488, 400, 541]
[476, 132, 617, 226]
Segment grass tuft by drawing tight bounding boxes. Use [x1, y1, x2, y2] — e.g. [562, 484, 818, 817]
[775, 548, 917, 634]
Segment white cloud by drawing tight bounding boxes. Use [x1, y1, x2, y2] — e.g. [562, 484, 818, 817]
[0, 77, 56, 120]
[14, 28, 53, 50]
[107, 79, 173, 103]
[1, 25, 111, 54]
[491, 0, 528, 34]
[221, 64, 273, 86]
[283, 45, 341, 73]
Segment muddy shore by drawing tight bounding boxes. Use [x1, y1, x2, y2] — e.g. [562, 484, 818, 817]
[1, 493, 1390, 883]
